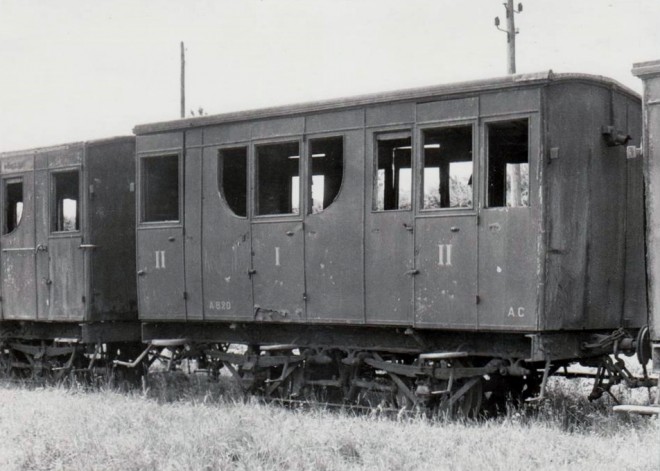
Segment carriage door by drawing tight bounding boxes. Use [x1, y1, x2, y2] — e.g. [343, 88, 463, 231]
[251, 139, 306, 321]
[365, 131, 414, 324]
[478, 117, 538, 329]
[44, 167, 87, 320]
[414, 124, 478, 328]
[1, 158, 37, 320]
[136, 152, 186, 320]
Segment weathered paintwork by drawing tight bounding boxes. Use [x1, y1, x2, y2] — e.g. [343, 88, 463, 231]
[0, 137, 137, 333]
[134, 72, 645, 344]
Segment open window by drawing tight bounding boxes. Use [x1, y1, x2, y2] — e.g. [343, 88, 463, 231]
[255, 141, 300, 216]
[3, 178, 23, 234]
[422, 125, 473, 209]
[142, 155, 180, 222]
[374, 133, 412, 211]
[218, 146, 248, 217]
[52, 170, 80, 232]
[309, 136, 343, 214]
[487, 119, 529, 207]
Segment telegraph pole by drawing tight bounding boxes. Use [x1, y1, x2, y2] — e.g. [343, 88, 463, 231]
[495, 1, 523, 74]
[180, 41, 185, 118]
[495, 2, 523, 206]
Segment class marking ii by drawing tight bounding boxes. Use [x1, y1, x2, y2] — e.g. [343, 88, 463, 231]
[155, 250, 166, 269]
[438, 244, 452, 266]
[275, 247, 281, 266]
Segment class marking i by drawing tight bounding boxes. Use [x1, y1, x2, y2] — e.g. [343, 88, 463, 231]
[155, 250, 166, 269]
[438, 244, 452, 266]
[275, 247, 280, 266]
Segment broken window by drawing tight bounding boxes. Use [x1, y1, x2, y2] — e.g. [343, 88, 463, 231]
[256, 141, 300, 216]
[3, 178, 23, 234]
[422, 125, 473, 209]
[142, 155, 180, 222]
[218, 146, 248, 217]
[374, 133, 412, 211]
[310, 136, 343, 213]
[487, 119, 529, 207]
[52, 171, 80, 232]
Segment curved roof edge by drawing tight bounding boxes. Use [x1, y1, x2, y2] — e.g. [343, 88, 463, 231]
[0, 135, 133, 158]
[134, 71, 640, 135]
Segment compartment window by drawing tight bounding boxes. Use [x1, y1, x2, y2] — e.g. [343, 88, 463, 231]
[374, 133, 412, 211]
[256, 141, 300, 216]
[422, 125, 473, 209]
[218, 146, 248, 217]
[52, 171, 80, 232]
[310, 136, 343, 213]
[487, 119, 529, 207]
[142, 155, 180, 222]
[3, 178, 23, 234]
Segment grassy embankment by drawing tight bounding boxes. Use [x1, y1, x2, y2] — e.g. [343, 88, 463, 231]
[0, 369, 658, 471]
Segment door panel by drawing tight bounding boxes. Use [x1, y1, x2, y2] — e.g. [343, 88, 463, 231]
[137, 227, 186, 320]
[478, 209, 537, 329]
[305, 131, 364, 322]
[1, 172, 36, 319]
[48, 237, 85, 320]
[414, 216, 477, 328]
[251, 222, 305, 321]
[202, 145, 253, 321]
[478, 116, 539, 330]
[365, 212, 414, 324]
[46, 167, 86, 321]
[365, 130, 414, 325]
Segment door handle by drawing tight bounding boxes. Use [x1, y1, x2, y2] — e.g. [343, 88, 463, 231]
[137, 270, 146, 276]
[405, 269, 419, 276]
[248, 268, 257, 277]
[36, 244, 48, 253]
[79, 244, 99, 250]
[403, 223, 414, 233]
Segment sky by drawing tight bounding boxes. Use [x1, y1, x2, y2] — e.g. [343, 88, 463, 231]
[0, 0, 659, 152]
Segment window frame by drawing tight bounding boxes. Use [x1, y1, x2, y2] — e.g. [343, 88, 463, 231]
[371, 129, 414, 213]
[217, 144, 249, 219]
[417, 121, 477, 214]
[252, 137, 303, 220]
[138, 152, 183, 226]
[483, 116, 532, 209]
[306, 133, 345, 216]
[50, 168, 82, 234]
[2, 176, 25, 236]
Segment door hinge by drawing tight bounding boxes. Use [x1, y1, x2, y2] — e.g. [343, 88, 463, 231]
[183, 291, 188, 300]
[476, 214, 480, 226]
[82, 296, 86, 304]
[476, 295, 480, 305]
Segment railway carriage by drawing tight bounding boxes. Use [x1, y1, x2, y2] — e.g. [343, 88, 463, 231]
[133, 72, 652, 413]
[0, 137, 140, 377]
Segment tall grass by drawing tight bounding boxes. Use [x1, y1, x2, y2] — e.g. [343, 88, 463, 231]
[0, 372, 657, 471]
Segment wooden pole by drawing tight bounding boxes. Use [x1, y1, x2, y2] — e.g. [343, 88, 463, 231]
[506, 0, 516, 74]
[180, 41, 185, 118]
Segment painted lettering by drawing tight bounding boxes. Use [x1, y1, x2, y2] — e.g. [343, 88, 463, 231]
[438, 244, 453, 266]
[154, 250, 166, 269]
[208, 300, 232, 311]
